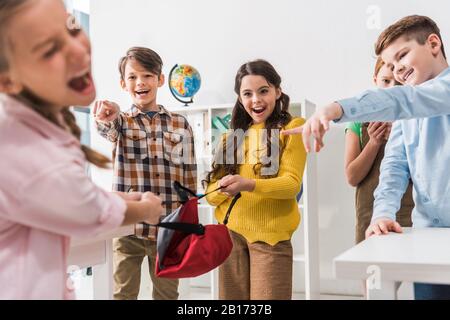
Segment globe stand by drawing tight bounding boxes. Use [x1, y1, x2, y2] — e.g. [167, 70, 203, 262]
[169, 90, 194, 107]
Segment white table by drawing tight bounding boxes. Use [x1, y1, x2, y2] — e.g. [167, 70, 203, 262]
[68, 226, 191, 300]
[333, 228, 450, 299]
[68, 225, 134, 299]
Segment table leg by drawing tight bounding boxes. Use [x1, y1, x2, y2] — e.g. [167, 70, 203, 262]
[211, 268, 219, 300]
[92, 240, 114, 300]
[366, 279, 400, 300]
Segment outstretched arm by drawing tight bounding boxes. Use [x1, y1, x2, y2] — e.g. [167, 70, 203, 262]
[283, 69, 450, 152]
[339, 72, 450, 122]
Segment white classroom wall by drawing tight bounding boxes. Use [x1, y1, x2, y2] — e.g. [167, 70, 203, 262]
[88, 0, 450, 295]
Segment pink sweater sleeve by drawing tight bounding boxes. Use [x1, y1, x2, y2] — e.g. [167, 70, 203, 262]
[13, 163, 126, 238]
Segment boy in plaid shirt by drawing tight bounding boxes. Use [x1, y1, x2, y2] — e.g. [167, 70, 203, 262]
[94, 47, 197, 300]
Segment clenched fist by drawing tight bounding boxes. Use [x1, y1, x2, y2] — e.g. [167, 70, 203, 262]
[93, 100, 120, 123]
[141, 192, 164, 225]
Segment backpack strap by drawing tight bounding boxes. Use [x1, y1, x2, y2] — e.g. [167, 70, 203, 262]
[155, 222, 205, 235]
[174, 181, 223, 202]
[156, 192, 241, 233]
[173, 181, 197, 203]
[223, 193, 241, 225]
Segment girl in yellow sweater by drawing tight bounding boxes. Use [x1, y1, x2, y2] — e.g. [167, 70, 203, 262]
[204, 59, 306, 300]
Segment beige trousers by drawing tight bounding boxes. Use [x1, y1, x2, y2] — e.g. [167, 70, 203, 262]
[113, 235, 179, 300]
[219, 230, 293, 300]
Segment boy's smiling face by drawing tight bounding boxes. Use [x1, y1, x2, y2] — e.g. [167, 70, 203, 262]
[381, 34, 444, 86]
[121, 59, 164, 112]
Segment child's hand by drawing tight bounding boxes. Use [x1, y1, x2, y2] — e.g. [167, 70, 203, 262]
[93, 100, 120, 123]
[218, 175, 255, 197]
[115, 191, 142, 201]
[367, 122, 390, 146]
[383, 122, 393, 141]
[281, 102, 343, 153]
[365, 217, 403, 239]
[141, 192, 164, 225]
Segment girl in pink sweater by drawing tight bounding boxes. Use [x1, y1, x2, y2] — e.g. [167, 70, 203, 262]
[0, 0, 163, 299]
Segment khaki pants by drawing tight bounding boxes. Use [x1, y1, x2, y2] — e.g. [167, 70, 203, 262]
[113, 235, 179, 300]
[219, 230, 293, 300]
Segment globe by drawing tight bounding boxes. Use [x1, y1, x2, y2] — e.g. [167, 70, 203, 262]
[168, 64, 201, 106]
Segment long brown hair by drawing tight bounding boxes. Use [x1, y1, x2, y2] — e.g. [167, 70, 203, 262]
[203, 59, 292, 186]
[0, 0, 110, 168]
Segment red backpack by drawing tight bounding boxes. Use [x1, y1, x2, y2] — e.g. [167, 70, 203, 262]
[155, 181, 241, 278]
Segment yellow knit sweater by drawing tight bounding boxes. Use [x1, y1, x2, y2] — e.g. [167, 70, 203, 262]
[205, 117, 307, 245]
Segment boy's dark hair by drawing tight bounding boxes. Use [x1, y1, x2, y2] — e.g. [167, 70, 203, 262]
[119, 47, 163, 80]
[375, 15, 446, 59]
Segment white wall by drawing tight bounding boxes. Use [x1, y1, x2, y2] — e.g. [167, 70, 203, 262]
[64, 0, 90, 14]
[89, 0, 450, 296]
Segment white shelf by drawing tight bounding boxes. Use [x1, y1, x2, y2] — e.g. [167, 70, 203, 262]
[300, 100, 320, 299]
[167, 103, 233, 113]
[293, 254, 305, 263]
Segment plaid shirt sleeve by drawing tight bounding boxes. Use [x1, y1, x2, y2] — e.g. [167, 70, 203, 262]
[183, 122, 197, 193]
[95, 115, 122, 142]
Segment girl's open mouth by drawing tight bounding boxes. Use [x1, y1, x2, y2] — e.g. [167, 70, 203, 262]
[252, 106, 266, 114]
[68, 72, 93, 93]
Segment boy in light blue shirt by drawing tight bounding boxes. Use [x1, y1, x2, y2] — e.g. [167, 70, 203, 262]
[284, 15, 450, 299]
